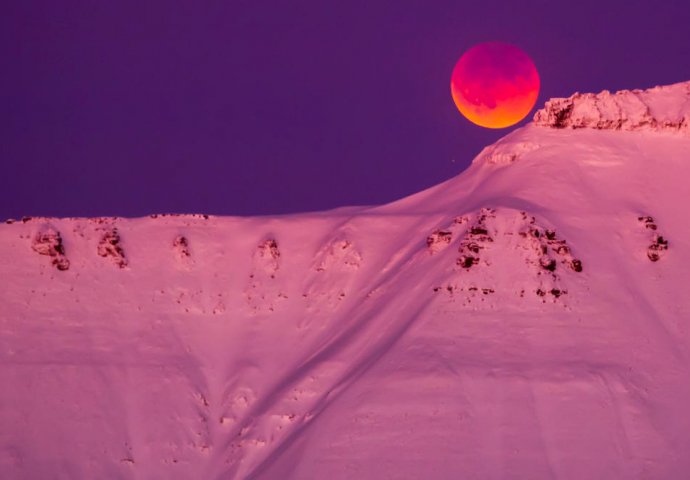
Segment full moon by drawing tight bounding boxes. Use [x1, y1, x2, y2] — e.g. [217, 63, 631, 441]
[451, 42, 540, 129]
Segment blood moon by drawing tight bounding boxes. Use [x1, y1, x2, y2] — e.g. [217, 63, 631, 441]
[451, 42, 539, 129]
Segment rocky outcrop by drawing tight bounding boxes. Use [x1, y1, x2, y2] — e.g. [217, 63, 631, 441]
[534, 81, 690, 133]
[456, 208, 495, 270]
[430, 208, 584, 306]
[638, 216, 669, 262]
[426, 230, 453, 254]
[519, 214, 583, 274]
[31, 226, 70, 271]
[97, 227, 128, 268]
[256, 239, 280, 275]
[173, 235, 191, 258]
[172, 235, 194, 269]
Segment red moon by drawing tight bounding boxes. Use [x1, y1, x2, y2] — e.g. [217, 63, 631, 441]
[451, 42, 540, 129]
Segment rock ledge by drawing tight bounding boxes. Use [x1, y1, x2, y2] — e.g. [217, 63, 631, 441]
[533, 81, 690, 133]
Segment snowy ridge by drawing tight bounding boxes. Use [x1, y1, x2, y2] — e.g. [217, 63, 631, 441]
[533, 80, 690, 133]
[2, 82, 690, 479]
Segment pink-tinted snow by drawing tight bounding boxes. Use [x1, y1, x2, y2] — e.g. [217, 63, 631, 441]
[1, 82, 690, 479]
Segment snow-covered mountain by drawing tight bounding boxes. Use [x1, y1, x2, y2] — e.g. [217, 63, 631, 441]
[2, 81, 690, 480]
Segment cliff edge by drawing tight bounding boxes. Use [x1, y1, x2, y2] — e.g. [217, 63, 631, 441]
[533, 80, 690, 133]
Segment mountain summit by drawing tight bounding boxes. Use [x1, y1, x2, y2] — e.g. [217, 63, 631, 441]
[533, 80, 690, 132]
[2, 81, 690, 480]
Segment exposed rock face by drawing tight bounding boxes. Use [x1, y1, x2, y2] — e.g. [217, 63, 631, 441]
[173, 235, 191, 257]
[97, 227, 128, 268]
[429, 208, 584, 307]
[456, 208, 495, 270]
[31, 226, 70, 271]
[519, 215, 583, 275]
[426, 230, 453, 254]
[534, 81, 690, 133]
[172, 235, 194, 269]
[257, 239, 280, 273]
[638, 216, 669, 262]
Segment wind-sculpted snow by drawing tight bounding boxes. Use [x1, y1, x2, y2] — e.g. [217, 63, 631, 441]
[2, 82, 690, 480]
[533, 80, 690, 133]
[474, 135, 541, 165]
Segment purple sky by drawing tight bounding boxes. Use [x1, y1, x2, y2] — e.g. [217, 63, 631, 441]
[2, 1, 689, 219]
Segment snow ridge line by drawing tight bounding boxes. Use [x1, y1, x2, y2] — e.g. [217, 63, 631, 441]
[533, 81, 690, 134]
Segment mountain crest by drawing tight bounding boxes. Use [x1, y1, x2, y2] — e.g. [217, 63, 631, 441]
[533, 80, 690, 133]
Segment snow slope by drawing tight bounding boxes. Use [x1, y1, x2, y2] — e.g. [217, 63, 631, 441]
[2, 82, 690, 479]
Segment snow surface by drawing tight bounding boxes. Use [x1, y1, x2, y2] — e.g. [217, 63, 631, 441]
[2, 83, 690, 479]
